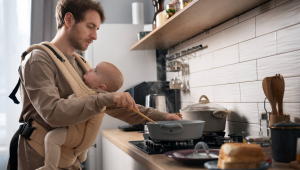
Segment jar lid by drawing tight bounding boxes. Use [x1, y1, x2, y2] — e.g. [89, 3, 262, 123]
[245, 136, 271, 142]
[271, 121, 300, 129]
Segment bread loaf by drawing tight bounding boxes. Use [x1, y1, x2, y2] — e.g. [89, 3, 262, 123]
[217, 143, 265, 169]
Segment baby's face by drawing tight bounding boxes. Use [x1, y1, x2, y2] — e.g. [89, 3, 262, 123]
[83, 64, 101, 89]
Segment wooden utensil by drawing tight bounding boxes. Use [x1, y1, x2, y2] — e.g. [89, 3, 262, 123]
[132, 108, 157, 124]
[272, 74, 285, 115]
[262, 77, 278, 115]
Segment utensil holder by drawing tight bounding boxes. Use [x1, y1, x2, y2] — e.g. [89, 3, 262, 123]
[270, 114, 290, 126]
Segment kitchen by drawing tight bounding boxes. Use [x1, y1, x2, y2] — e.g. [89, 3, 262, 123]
[1, 0, 300, 170]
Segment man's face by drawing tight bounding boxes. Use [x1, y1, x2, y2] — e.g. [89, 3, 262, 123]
[83, 64, 101, 89]
[68, 10, 101, 51]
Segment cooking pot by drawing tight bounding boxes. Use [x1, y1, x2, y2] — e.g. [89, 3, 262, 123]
[271, 121, 300, 163]
[180, 95, 230, 132]
[146, 120, 205, 141]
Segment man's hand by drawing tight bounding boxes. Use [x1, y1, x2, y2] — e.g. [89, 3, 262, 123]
[165, 114, 182, 121]
[113, 92, 139, 111]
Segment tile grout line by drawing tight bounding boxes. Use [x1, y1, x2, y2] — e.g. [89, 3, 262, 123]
[185, 48, 300, 76]
[168, 22, 300, 58]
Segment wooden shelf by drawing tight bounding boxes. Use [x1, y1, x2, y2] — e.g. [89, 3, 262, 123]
[130, 0, 270, 51]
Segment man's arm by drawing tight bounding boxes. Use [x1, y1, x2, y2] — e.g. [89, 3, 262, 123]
[105, 104, 181, 125]
[20, 51, 114, 127]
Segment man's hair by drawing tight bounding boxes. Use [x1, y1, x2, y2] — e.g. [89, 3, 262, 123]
[56, 0, 106, 30]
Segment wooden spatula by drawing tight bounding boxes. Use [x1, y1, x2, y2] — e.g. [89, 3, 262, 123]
[262, 77, 278, 115]
[271, 74, 285, 115]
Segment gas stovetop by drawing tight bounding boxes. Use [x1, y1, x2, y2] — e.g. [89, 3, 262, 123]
[129, 132, 242, 154]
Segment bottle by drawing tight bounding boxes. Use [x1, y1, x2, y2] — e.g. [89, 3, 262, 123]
[156, 11, 164, 28]
[242, 131, 247, 143]
[297, 138, 300, 163]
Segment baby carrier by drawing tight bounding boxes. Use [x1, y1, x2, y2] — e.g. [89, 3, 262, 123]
[9, 42, 105, 168]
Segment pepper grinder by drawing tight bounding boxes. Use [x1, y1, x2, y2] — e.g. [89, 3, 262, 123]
[260, 112, 270, 137]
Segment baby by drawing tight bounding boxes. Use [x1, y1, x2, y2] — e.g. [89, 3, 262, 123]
[37, 61, 124, 170]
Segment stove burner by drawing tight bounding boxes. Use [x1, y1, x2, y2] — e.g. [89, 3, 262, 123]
[129, 132, 242, 155]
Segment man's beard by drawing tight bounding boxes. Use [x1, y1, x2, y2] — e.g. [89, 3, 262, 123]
[68, 24, 87, 51]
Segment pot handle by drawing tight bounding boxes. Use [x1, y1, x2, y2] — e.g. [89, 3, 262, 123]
[160, 124, 183, 134]
[213, 110, 231, 118]
[199, 95, 210, 103]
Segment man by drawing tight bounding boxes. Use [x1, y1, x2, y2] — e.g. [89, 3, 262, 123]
[7, 0, 180, 170]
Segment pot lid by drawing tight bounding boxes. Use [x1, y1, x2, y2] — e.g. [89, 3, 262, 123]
[271, 121, 300, 129]
[180, 95, 227, 112]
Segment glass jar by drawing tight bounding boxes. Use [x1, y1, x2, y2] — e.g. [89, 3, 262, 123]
[170, 77, 182, 89]
[179, 0, 192, 9]
[245, 136, 272, 162]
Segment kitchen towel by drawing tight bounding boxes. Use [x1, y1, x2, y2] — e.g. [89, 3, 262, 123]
[132, 2, 144, 24]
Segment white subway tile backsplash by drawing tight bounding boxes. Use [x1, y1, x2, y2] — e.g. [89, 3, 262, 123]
[258, 103, 300, 123]
[188, 69, 215, 87]
[239, 0, 276, 23]
[214, 61, 257, 85]
[213, 45, 239, 68]
[277, 24, 300, 54]
[181, 86, 214, 103]
[201, 31, 225, 55]
[213, 84, 240, 102]
[284, 76, 300, 103]
[239, 32, 277, 62]
[189, 53, 213, 73]
[210, 17, 239, 35]
[241, 76, 300, 104]
[223, 18, 255, 47]
[218, 103, 259, 124]
[240, 81, 265, 102]
[225, 121, 261, 136]
[167, 1, 300, 134]
[256, 0, 300, 36]
[258, 102, 272, 114]
[257, 50, 300, 80]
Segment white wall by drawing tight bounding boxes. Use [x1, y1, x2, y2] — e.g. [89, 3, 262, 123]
[85, 24, 156, 170]
[166, 0, 300, 137]
[100, 0, 172, 24]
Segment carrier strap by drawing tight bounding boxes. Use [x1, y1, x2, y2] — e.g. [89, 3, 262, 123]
[8, 44, 68, 104]
[8, 78, 21, 104]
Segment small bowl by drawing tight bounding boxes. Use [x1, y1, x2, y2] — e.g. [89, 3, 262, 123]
[164, 149, 219, 165]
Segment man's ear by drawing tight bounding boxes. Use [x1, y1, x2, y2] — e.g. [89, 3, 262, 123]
[64, 12, 74, 28]
[97, 84, 106, 90]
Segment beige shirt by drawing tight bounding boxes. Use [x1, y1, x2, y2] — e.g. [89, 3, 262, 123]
[15, 49, 168, 170]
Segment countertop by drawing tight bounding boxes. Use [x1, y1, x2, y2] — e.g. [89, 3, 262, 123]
[101, 129, 294, 170]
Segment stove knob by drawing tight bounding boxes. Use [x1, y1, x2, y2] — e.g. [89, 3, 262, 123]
[145, 140, 150, 147]
[150, 142, 154, 149]
[154, 144, 162, 150]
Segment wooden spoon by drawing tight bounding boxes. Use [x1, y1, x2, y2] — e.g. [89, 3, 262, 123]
[262, 77, 278, 115]
[271, 74, 285, 115]
[132, 108, 157, 124]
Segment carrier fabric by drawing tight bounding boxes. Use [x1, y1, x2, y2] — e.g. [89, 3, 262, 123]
[21, 42, 104, 168]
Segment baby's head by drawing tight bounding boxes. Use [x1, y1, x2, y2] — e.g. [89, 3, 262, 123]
[83, 62, 123, 92]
